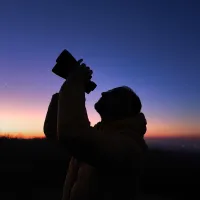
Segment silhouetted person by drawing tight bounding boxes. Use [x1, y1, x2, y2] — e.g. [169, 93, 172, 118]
[43, 93, 59, 141]
[57, 64, 148, 200]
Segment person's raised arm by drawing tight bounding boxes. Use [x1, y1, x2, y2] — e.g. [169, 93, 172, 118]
[57, 64, 91, 140]
[43, 93, 59, 140]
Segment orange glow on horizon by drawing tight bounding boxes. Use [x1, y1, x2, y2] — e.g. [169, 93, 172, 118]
[0, 98, 199, 139]
[0, 132, 45, 139]
[1, 131, 200, 140]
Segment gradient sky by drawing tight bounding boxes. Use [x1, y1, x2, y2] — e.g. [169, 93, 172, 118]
[0, 0, 200, 138]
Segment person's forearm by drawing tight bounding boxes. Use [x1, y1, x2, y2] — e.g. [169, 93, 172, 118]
[57, 79, 90, 138]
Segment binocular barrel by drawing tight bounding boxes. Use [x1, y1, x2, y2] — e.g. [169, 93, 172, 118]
[52, 49, 97, 94]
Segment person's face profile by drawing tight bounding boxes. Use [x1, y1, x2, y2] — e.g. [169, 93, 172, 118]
[94, 88, 123, 116]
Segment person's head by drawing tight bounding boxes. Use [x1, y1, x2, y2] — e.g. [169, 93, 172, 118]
[94, 86, 142, 121]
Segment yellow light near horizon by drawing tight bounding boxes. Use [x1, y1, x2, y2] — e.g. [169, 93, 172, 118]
[1, 100, 199, 139]
[0, 101, 46, 135]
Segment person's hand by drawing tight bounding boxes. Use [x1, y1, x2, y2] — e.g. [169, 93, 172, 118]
[68, 59, 93, 84]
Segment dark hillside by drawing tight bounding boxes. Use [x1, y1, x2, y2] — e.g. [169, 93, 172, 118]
[1, 137, 199, 199]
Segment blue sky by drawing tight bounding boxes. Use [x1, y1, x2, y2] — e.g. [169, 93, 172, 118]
[0, 0, 199, 137]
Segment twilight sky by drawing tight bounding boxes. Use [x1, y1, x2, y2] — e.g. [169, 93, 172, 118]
[0, 0, 200, 138]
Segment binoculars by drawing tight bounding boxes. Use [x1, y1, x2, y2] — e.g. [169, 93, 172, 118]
[52, 49, 97, 94]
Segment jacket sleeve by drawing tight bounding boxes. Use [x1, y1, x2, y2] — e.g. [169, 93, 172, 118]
[59, 127, 143, 170]
[43, 93, 59, 140]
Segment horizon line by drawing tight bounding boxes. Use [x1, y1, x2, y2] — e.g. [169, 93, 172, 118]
[1, 133, 200, 140]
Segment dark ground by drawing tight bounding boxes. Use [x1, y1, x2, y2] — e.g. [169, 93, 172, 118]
[0, 137, 200, 200]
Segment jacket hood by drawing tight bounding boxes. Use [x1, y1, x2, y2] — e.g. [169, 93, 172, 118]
[94, 113, 148, 151]
[95, 113, 147, 135]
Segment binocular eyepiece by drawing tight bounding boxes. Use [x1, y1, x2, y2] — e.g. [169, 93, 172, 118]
[52, 49, 97, 94]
